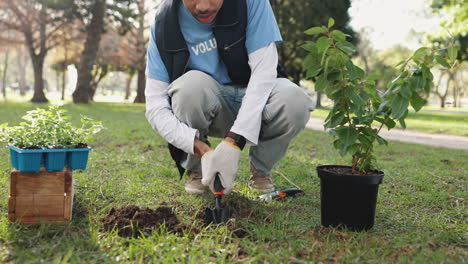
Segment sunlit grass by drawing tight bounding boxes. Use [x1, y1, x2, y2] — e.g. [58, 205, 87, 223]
[0, 103, 466, 263]
[312, 107, 468, 136]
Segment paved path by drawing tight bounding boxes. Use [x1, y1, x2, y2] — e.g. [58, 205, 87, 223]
[306, 117, 468, 151]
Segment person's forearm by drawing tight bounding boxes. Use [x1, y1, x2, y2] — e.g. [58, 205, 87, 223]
[230, 43, 279, 146]
[145, 78, 198, 154]
[193, 137, 212, 159]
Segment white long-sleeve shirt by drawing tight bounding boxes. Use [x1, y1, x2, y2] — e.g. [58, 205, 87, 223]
[145, 43, 279, 155]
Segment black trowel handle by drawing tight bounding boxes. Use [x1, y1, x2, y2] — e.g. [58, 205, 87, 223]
[213, 173, 224, 194]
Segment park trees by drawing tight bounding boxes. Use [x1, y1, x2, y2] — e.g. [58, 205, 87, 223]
[53, 0, 136, 104]
[0, 30, 22, 100]
[0, 0, 77, 102]
[270, 0, 355, 84]
[48, 21, 85, 100]
[131, 0, 150, 103]
[47, 0, 152, 103]
[426, 0, 467, 107]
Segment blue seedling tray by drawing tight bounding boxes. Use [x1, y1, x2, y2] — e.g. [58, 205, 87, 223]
[8, 145, 44, 172]
[7, 145, 92, 172]
[43, 148, 68, 172]
[67, 148, 92, 170]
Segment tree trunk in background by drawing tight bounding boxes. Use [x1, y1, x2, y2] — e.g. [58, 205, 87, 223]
[61, 69, 66, 100]
[456, 71, 463, 107]
[452, 71, 460, 107]
[73, 0, 105, 104]
[1, 50, 9, 99]
[125, 73, 134, 100]
[316, 92, 322, 108]
[16, 47, 27, 96]
[56, 70, 60, 92]
[134, 69, 146, 103]
[89, 82, 98, 100]
[89, 65, 108, 101]
[28, 8, 48, 103]
[439, 74, 452, 108]
[30, 54, 48, 102]
[433, 72, 448, 108]
[133, 0, 146, 103]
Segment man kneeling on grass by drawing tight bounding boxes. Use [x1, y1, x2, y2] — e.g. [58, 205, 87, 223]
[145, 0, 314, 195]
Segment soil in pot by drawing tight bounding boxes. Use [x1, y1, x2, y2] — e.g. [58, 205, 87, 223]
[75, 143, 88, 149]
[317, 165, 384, 231]
[101, 205, 196, 237]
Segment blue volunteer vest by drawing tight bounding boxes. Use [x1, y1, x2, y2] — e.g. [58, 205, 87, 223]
[154, 0, 287, 176]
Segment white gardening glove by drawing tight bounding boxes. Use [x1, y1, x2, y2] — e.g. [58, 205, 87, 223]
[201, 141, 241, 195]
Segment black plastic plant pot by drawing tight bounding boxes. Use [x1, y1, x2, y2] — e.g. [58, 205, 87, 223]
[317, 165, 384, 231]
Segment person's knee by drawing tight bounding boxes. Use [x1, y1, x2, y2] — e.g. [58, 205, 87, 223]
[170, 70, 214, 114]
[276, 83, 311, 131]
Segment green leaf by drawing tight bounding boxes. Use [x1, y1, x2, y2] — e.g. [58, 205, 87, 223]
[375, 135, 388, 146]
[391, 95, 409, 119]
[409, 74, 426, 93]
[317, 37, 332, 53]
[399, 83, 412, 99]
[347, 89, 364, 106]
[337, 43, 356, 54]
[307, 68, 322, 78]
[345, 60, 358, 80]
[331, 30, 345, 41]
[336, 127, 359, 147]
[321, 46, 331, 66]
[327, 71, 342, 82]
[358, 134, 373, 146]
[421, 64, 433, 81]
[399, 117, 407, 129]
[347, 144, 360, 155]
[413, 47, 430, 56]
[326, 84, 343, 99]
[328, 18, 335, 28]
[355, 66, 365, 79]
[305, 27, 326, 36]
[391, 71, 408, 85]
[315, 75, 329, 92]
[424, 80, 432, 94]
[413, 47, 430, 63]
[410, 93, 426, 112]
[367, 74, 380, 81]
[324, 112, 345, 129]
[301, 43, 317, 53]
[448, 46, 458, 62]
[385, 119, 396, 130]
[435, 55, 450, 68]
[332, 139, 347, 156]
[395, 60, 407, 67]
[303, 54, 322, 78]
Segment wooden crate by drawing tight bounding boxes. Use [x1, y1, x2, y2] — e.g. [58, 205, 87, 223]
[8, 168, 73, 225]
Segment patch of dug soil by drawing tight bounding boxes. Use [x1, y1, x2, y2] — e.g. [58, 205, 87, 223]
[197, 194, 265, 238]
[196, 209, 249, 238]
[101, 205, 197, 237]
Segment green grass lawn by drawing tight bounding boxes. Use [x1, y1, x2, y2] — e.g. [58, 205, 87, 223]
[0, 103, 466, 263]
[311, 108, 468, 137]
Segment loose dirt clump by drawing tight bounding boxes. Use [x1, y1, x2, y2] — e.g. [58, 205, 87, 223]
[101, 205, 194, 237]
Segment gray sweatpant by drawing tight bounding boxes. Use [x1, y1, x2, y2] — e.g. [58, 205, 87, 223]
[168, 70, 314, 175]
